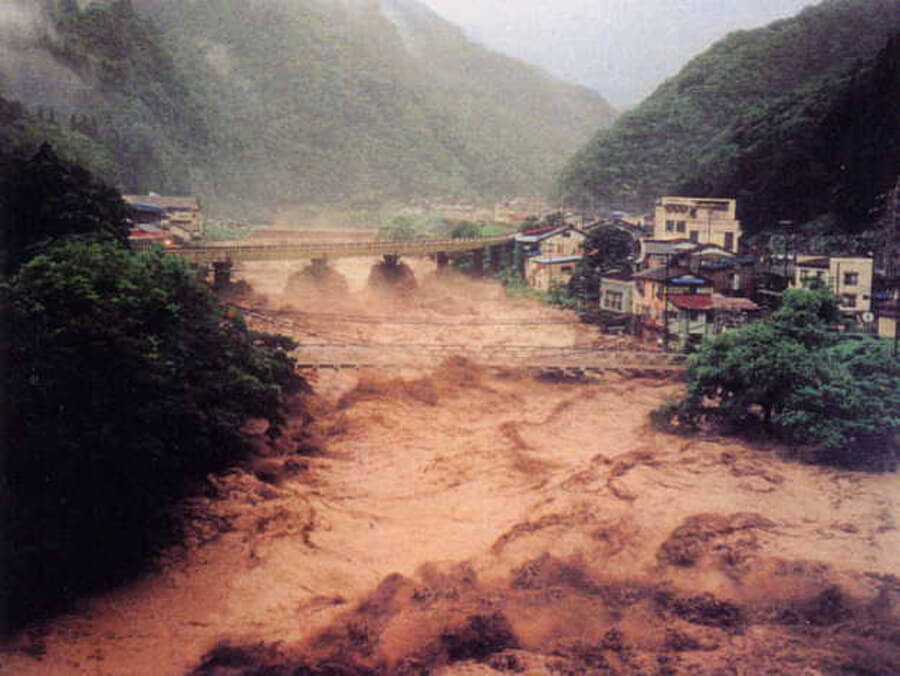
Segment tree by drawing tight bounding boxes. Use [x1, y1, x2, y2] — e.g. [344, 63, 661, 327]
[377, 215, 420, 242]
[568, 225, 635, 312]
[0, 143, 130, 274]
[669, 287, 900, 468]
[1, 240, 305, 629]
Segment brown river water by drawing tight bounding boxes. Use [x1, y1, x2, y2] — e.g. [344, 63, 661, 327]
[2, 252, 898, 675]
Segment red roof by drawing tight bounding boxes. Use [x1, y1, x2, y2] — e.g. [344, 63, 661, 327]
[669, 294, 714, 310]
[668, 293, 760, 312]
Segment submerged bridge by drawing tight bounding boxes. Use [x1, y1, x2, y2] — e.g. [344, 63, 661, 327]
[291, 344, 687, 377]
[236, 306, 687, 376]
[168, 235, 516, 286]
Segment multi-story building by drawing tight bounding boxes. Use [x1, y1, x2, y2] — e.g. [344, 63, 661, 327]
[792, 255, 874, 314]
[653, 196, 742, 252]
[517, 225, 588, 291]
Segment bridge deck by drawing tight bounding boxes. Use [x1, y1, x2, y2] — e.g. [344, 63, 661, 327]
[169, 235, 513, 263]
[292, 345, 686, 373]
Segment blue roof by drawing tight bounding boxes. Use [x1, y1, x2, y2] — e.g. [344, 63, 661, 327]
[670, 275, 709, 285]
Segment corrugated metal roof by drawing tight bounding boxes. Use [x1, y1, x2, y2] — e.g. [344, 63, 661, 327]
[532, 255, 583, 265]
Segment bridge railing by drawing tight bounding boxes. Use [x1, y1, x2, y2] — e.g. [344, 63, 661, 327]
[168, 234, 515, 264]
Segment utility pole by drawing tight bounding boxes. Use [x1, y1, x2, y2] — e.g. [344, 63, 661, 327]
[663, 253, 670, 353]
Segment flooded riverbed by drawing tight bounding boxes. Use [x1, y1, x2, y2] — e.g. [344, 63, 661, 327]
[2, 256, 898, 674]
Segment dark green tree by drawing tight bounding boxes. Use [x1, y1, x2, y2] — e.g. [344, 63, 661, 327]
[670, 288, 899, 468]
[0, 143, 130, 274]
[1, 240, 305, 629]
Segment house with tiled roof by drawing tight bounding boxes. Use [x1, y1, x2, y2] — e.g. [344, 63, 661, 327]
[123, 193, 205, 241]
[666, 293, 760, 352]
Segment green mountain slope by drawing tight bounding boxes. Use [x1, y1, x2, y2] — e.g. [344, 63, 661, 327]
[0, 0, 615, 212]
[558, 0, 900, 232]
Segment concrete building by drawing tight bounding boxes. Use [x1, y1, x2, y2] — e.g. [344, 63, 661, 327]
[653, 196, 742, 252]
[792, 255, 874, 314]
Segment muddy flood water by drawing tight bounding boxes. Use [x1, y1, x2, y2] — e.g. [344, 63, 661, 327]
[2, 252, 899, 675]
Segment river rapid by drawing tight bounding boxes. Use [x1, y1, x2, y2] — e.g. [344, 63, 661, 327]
[2, 253, 898, 675]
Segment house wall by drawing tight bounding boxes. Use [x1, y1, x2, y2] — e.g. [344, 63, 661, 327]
[634, 279, 712, 327]
[537, 229, 586, 258]
[667, 308, 712, 351]
[793, 256, 873, 313]
[599, 278, 633, 314]
[653, 196, 741, 251]
[525, 259, 578, 291]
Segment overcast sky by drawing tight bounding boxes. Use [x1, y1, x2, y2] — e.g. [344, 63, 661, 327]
[418, 0, 816, 106]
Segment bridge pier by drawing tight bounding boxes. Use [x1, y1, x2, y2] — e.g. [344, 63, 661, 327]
[471, 249, 484, 277]
[212, 260, 233, 290]
[488, 245, 503, 273]
[383, 254, 400, 267]
[310, 257, 328, 276]
[436, 251, 449, 272]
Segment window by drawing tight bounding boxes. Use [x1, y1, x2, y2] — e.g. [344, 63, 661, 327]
[689, 231, 699, 242]
[604, 290, 624, 311]
[840, 294, 857, 308]
[690, 311, 701, 322]
[666, 220, 675, 233]
[724, 232, 734, 251]
[676, 221, 686, 233]
[560, 266, 573, 273]
[843, 272, 859, 286]
[656, 284, 664, 300]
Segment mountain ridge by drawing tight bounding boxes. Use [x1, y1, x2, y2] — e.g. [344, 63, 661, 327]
[0, 0, 616, 214]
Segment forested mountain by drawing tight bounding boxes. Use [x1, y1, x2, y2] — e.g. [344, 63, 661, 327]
[0, 0, 615, 213]
[558, 0, 900, 234]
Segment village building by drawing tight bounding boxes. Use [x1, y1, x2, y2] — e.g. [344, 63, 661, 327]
[792, 255, 873, 315]
[653, 196, 742, 252]
[123, 193, 205, 241]
[599, 271, 634, 315]
[517, 224, 588, 291]
[666, 293, 760, 352]
[632, 267, 714, 333]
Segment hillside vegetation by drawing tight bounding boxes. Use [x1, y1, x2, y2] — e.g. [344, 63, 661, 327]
[0, 0, 615, 213]
[559, 0, 900, 233]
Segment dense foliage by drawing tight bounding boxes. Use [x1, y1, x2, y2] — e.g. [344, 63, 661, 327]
[1, 0, 615, 211]
[1, 241, 304, 630]
[0, 146, 305, 630]
[666, 288, 900, 469]
[559, 0, 900, 233]
[567, 225, 636, 311]
[0, 143, 130, 274]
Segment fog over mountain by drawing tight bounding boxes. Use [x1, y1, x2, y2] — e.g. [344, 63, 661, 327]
[0, 0, 616, 210]
[420, 0, 816, 106]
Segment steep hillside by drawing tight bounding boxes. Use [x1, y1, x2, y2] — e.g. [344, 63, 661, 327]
[0, 0, 615, 213]
[558, 0, 900, 232]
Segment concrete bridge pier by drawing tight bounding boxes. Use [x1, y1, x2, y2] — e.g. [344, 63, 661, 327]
[212, 260, 233, 290]
[489, 245, 504, 273]
[471, 249, 484, 277]
[383, 254, 400, 267]
[310, 257, 329, 277]
[436, 251, 449, 272]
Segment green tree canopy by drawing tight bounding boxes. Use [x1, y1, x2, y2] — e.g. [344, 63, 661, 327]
[670, 288, 899, 469]
[1, 240, 304, 629]
[0, 143, 130, 274]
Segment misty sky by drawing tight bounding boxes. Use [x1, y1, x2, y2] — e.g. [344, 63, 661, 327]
[419, 0, 816, 106]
